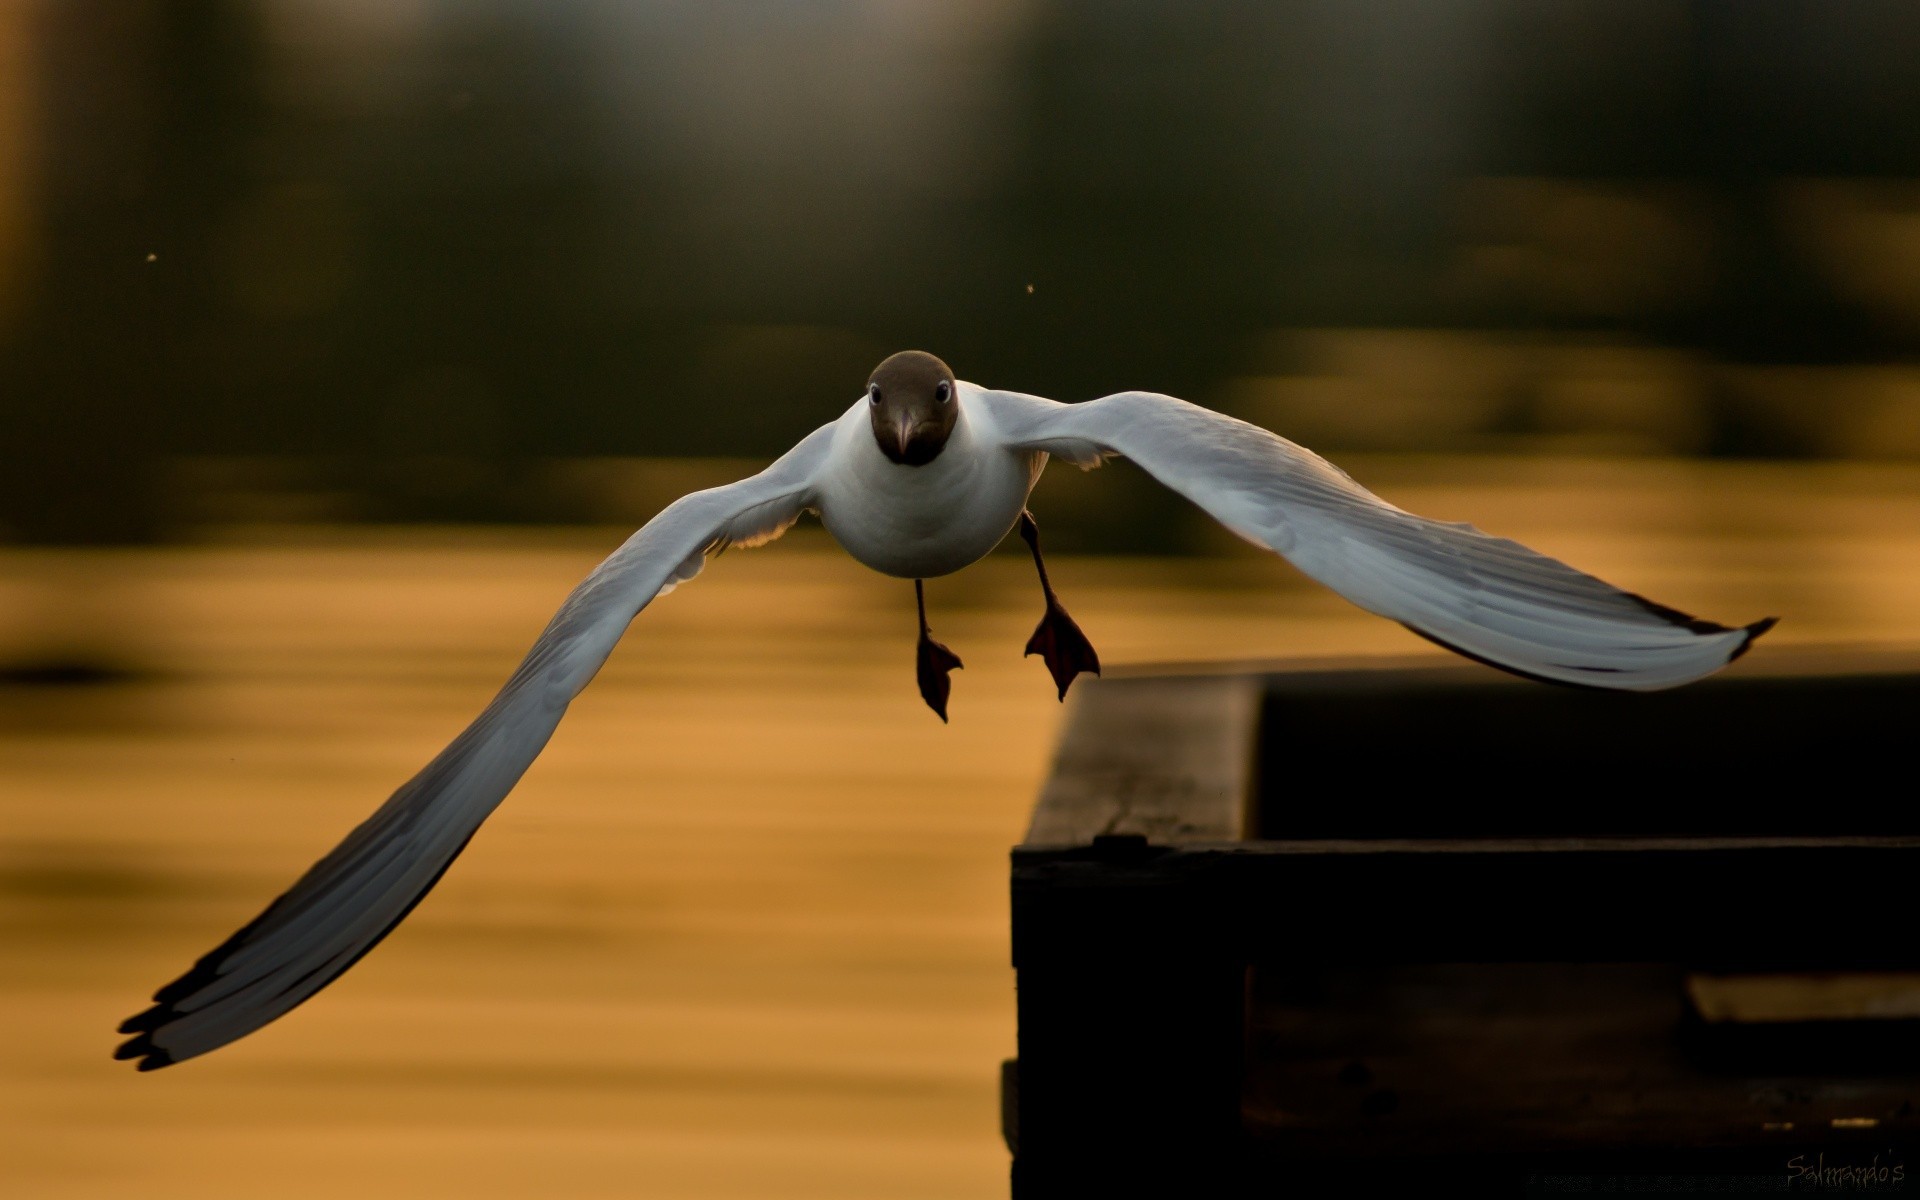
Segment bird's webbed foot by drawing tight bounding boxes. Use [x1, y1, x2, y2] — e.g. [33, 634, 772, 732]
[916, 628, 964, 722]
[1025, 595, 1100, 701]
[912, 578, 963, 722]
[1017, 511, 1101, 700]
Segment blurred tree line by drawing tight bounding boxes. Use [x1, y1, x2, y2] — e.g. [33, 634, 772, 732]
[3, 0, 1919, 546]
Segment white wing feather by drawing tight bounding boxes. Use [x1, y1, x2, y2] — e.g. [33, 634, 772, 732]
[117, 425, 836, 1069]
[983, 389, 1774, 689]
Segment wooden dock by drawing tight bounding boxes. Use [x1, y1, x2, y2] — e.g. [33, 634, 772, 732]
[1007, 652, 1920, 1194]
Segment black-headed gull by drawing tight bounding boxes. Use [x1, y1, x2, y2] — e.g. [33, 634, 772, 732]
[117, 350, 1774, 1069]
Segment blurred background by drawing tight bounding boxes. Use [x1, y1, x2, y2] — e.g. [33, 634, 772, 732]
[5, 2, 1920, 1197]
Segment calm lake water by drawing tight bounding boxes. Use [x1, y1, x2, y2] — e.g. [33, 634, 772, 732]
[4, 459, 1920, 1199]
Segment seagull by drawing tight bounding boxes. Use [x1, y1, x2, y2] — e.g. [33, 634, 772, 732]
[116, 350, 1775, 1070]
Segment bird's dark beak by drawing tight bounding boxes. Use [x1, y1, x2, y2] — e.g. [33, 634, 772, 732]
[896, 420, 915, 460]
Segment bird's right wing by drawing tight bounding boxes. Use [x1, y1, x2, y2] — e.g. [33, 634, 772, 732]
[116, 422, 838, 1070]
[982, 388, 1773, 689]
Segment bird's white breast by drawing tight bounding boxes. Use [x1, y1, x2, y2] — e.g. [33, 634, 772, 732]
[814, 389, 1043, 579]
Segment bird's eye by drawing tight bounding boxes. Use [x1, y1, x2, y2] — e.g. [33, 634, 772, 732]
[868, 384, 881, 405]
[935, 380, 951, 403]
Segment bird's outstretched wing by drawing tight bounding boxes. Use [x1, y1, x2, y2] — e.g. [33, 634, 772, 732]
[116, 424, 837, 1070]
[982, 389, 1774, 689]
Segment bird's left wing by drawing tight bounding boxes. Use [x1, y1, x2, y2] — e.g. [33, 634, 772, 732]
[981, 388, 1773, 690]
[116, 423, 838, 1070]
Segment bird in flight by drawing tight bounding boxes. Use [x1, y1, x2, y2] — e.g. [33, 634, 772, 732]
[116, 350, 1774, 1070]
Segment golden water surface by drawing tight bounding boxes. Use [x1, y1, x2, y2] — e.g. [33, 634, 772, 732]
[4, 459, 1919, 1199]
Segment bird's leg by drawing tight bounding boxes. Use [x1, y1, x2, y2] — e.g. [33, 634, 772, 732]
[1019, 511, 1100, 700]
[914, 579, 963, 723]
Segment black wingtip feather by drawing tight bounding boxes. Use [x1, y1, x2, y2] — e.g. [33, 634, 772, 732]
[135, 1049, 176, 1072]
[1623, 591, 1738, 635]
[1730, 616, 1779, 662]
[1403, 607, 1779, 689]
[112, 1030, 175, 1071]
[111, 829, 482, 1071]
[1622, 595, 1782, 660]
[118, 1008, 165, 1034]
[115, 1021, 184, 1067]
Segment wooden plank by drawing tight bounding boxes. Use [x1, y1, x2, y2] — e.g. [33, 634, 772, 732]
[1252, 659, 1920, 840]
[1013, 836, 1920, 970]
[1241, 961, 1920, 1169]
[1021, 674, 1260, 848]
[1686, 971, 1920, 1023]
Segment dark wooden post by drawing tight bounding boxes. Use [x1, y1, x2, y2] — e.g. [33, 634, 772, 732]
[1012, 840, 1245, 1194]
[1007, 676, 1259, 1196]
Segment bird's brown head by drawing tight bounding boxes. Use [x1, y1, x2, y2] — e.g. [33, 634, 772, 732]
[867, 351, 958, 466]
